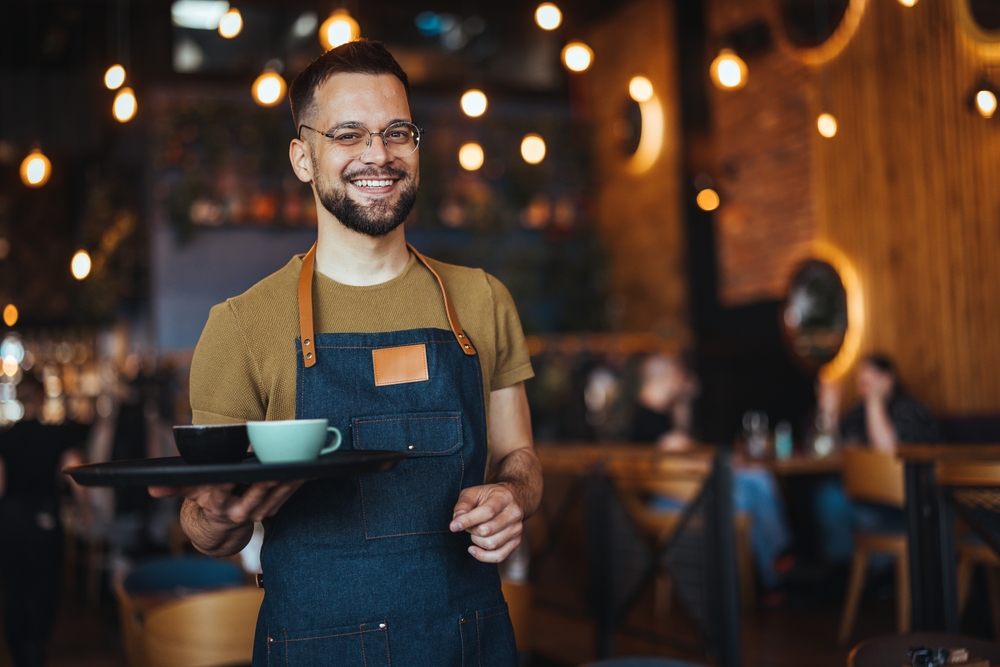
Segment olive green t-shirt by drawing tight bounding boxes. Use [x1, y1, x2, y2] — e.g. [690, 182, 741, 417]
[188, 250, 534, 457]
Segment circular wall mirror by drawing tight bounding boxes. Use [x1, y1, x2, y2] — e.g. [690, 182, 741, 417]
[782, 259, 848, 372]
[779, 0, 851, 48]
[968, 0, 1000, 31]
[615, 99, 643, 157]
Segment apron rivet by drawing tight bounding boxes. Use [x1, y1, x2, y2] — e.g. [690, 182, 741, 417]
[463, 344, 470, 349]
[304, 339, 311, 346]
[408, 445, 414, 450]
[306, 352, 313, 360]
[379, 623, 386, 629]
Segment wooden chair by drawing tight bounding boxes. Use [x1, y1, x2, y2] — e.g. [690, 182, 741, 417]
[142, 586, 264, 667]
[501, 580, 532, 653]
[611, 455, 756, 612]
[838, 448, 908, 645]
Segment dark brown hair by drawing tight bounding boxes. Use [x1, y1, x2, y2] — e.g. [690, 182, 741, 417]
[288, 39, 410, 131]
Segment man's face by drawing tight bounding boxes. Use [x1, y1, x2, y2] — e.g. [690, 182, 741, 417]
[305, 72, 419, 237]
[856, 362, 894, 401]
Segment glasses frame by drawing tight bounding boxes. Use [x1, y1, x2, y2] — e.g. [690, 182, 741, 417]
[298, 121, 424, 160]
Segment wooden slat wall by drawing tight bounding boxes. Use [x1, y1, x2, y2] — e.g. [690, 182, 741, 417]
[586, 0, 688, 338]
[816, 0, 1000, 414]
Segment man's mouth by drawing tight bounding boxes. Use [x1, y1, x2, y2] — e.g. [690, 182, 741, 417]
[349, 177, 399, 192]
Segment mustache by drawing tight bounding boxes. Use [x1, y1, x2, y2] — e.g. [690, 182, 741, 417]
[341, 165, 410, 182]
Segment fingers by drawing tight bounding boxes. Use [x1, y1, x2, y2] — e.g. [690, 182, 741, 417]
[148, 486, 182, 498]
[450, 485, 519, 533]
[469, 533, 522, 564]
[207, 481, 304, 525]
[469, 521, 522, 553]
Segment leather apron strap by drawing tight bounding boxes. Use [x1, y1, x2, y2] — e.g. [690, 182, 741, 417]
[297, 242, 477, 369]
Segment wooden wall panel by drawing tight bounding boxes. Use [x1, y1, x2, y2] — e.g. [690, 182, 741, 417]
[586, 0, 688, 338]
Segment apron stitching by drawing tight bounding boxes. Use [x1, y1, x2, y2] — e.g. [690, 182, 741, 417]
[476, 611, 482, 667]
[383, 621, 391, 667]
[312, 339, 455, 350]
[365, 528, 450, 539]
[359, 475, 370, 538]
[360, 622, 368, 667]
[283, 628, 289, 667]
[273, 628, 381, 642]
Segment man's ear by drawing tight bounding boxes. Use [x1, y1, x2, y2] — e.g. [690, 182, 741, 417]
[289, 138, 314, 183]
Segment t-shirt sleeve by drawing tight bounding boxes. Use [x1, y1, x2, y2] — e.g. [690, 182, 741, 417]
[189, 302, 267, 425]
[486, 273, 534, 391]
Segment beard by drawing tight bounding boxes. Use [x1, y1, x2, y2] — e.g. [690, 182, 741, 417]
[314, 159, 418, 238]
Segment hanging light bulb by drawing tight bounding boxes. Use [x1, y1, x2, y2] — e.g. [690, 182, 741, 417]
[817, 113, 838, 137]
[252, 70, 286, 107]
[2, 304, 16, 328]
[458, 143, 484, 171]
[319, 10, 360, 50]
[710, 49, 748, 90]
[19, 150, 51, 188]
[629, 76, 654, 103]
[976, 89, 997, 118]
[71, 250, 92, 280]
[520, 134, 546, 164]
[535, 3, 562, 30]
[460, 90, 488, 117]
[113, 87, 137, 122]
[561, 42, 593, 73]
[104, 64, 126, 90]
[218, 8, 243, 38]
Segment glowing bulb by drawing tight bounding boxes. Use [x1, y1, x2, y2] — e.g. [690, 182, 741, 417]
[976, 90, 997, 119]
[104, 64, 126, 90]
[520, 134, 546, 164]
[319, 10, 360, 50]
[696, 188, 720, 211]
[561, 42, 593, 72]
[817, 113, 838, 137]
[2, 304, 16, 327]
[629, 76, 654, 103]
[113, 87, 137, 122]
[218, 8, 243, 38]
[252, 71, 286, 107]
[710, 49, 748, 90]
[898, 0, 917, 6]
[19, 150, 51, 187]
[535, 3, 562, 30]
[71, 250, 92, 280]
[458, 143, 484, 171]
[460, 90, 488, 117]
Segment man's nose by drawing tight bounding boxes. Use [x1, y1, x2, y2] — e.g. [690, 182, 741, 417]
[360, 135, 393, 166]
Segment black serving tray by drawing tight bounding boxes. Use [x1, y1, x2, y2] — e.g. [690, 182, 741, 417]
[63, 450, 407, 488]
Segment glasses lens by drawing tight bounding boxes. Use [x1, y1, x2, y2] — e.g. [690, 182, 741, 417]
[332, 126, 371, 158]
[385, 123, 420, 158]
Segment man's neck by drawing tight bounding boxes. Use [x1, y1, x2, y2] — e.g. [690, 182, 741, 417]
[314, 219, 410, 287]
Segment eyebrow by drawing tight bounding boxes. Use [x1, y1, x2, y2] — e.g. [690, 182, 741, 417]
[325, 118, 412, 131]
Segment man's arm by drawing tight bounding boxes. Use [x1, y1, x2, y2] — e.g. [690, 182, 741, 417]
[450, 382, 542, 563]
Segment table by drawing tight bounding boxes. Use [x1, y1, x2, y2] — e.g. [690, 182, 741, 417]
[898, 444, 1000, 632]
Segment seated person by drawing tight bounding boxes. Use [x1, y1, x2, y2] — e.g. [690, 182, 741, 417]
[814, 354, 940, 562]
[629, 353, 793, 591]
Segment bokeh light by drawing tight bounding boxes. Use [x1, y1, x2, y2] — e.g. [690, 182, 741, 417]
[458, 143, 485, 171]
[71, 250, 92, 280]
[629, 76, 654, 103]
[520, 134, 546, 164]
[561, 42, 593, 73]
[817, 113, 839, 137]
[710, 49, 748, 90]
[252, 71, 286, 106]
[104, 64, 126, 90]
[696, 188, 720, 211]
[535, 3, 562, 30]
[2, 305, 16, 328]
[113, 87, 137, 122]
[20, 150, 51, 187]
[461, 90, 488, 117]
[976, 90, 997, 119]
[319, 10, 359, 50]
[218, 8, 243, 38]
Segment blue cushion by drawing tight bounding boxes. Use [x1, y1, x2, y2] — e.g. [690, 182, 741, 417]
[123, 556, 243, 594]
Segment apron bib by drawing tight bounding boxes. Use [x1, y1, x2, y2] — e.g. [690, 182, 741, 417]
[252, 244, 517, 667]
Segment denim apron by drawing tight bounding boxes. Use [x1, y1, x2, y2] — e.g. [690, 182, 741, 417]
[252, 243, 518, 667]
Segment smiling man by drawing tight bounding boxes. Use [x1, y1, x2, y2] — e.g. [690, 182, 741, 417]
[152, 40, 541, 666]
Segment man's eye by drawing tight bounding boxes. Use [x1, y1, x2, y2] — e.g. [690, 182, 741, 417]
[335, 133, 363, 142]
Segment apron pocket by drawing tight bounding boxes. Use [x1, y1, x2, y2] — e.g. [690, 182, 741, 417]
[353, 411, 464, 539]
[268, 620, 389, 666]
[459, 603, 518, 667]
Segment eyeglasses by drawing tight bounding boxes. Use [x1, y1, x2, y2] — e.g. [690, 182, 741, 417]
[298, 122, 423, 159]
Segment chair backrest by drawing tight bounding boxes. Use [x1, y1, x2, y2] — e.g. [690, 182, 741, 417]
[936, 460, 1000, 486]
[123, 556, 243, 595]
[842, 448, 905, 508]
[142, 586, 264, 667]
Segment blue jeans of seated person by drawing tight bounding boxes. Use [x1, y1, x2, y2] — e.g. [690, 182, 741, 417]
[814, 478, 905, 566]
[650, 468, 793, 590]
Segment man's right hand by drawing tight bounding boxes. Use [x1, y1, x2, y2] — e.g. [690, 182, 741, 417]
[149, 481, 303, 556]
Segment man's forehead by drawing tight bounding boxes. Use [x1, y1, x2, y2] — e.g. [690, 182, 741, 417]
[312, 72, 410, 125]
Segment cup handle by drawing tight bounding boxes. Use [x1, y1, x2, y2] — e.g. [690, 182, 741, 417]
[320, 427, 342, 455]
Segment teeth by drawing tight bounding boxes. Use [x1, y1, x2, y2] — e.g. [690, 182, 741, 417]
[353, 179, 394, 188]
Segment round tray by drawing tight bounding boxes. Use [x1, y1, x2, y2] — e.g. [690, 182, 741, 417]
[63, 451, 407, 487]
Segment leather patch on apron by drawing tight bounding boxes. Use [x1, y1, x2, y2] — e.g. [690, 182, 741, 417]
[372, 344, 429, 386]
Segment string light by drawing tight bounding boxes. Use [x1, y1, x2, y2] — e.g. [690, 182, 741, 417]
[252, 70, 286, 106]
[817, 113, 838, 137]
[460, 90, 488, 117]
[696, 189, 720, 211]
[976, 90, 997, 118]
[535, 3, 562, 30]
[710, 49, 748, 90]
[629, 76, 654, 103]
[113, 87, 137, 122]
[319, 10, 360, 50]
[458, 143, 484, 171]
[71, 250, 92, 281]
[19, 150, 51, 188]
[561, 42, 593, 72]
[218, 8, 243, 38]
[520, 134, 546, 164]
[104, 64, 126, 90]
[2, 305, 16, 327]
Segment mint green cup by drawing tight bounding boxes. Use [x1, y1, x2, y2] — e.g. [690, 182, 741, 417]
[246, 419, 342, 464]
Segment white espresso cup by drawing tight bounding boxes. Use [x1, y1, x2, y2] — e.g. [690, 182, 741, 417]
[246, 419, 342, 464]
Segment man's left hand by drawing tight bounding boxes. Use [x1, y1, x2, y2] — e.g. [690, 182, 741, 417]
[450, 483, 524, 563]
